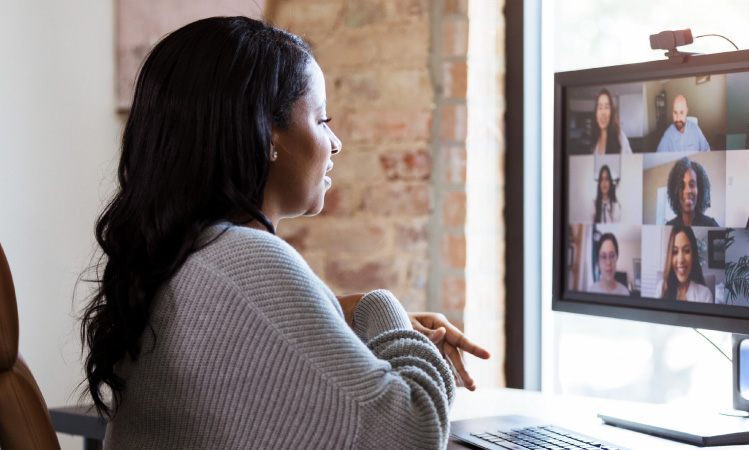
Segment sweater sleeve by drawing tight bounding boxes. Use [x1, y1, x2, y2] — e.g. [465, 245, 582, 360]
[201, 227, 455, 449]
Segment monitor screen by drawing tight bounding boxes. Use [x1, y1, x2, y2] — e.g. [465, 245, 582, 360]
[553, 50, 749, 334]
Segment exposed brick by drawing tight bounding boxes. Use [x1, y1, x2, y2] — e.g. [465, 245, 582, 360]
[389, 0, 430, 19]
[441, 276, 466, 312]
[442, 17, 468, 57]
[379, 67, 433, 108]
[445, 145, 467, 184]
[306, 220, 389, 254]
[408, 259, 430, 291]
[332, 71, 380, 103]
[346, 0, 385, 28]
[441, 232, 466, 269]
[394, 221, 429, 253]
[442, 191, 466, 227]
[325, 258, 400, 291]
[376, 22, 430, 63]
[444, 0, 468, 14]
[363, 184, 431, 216]
[342, 110, 432, 143]
[399, 288, 428, 312]
[441, 103, 467, 141]
[315, 30, 379, 69]
[442, 60, 467, 98]
[328, 150, 383, 184]
[277, 221, 310, 252]
[274, 2, 344, 34]
[320, 186, 362, 216]
[380, 149, 431, 180]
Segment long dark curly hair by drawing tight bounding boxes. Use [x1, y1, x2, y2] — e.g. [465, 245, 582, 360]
[80, 16, 313, 418]
[591, 89, 621, 154]
[594, 165, 617, 223]
[667, 157, 711, 216]
[661, 224, 706, 300]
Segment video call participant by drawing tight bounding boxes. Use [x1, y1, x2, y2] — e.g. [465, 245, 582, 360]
[593, 165, 621, 223]
[655, 225, 713, 303]
[588, 233, 629, 295]
[666, 157, 719, 227]
[80, 17, 490, 449]
[591, 89, 632, 154]
[656, 94, 710, 152]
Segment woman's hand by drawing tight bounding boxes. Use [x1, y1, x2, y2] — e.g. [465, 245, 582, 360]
[408, 312, 491, 391]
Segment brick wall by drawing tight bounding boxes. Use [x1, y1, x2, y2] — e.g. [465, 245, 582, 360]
[270, 0, 437, 313]
[269, 0, 505, 386]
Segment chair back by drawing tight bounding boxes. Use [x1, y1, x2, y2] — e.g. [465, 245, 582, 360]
[0, 242, 61, 450]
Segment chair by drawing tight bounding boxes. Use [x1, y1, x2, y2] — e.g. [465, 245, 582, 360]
[0, 242, 62, 449]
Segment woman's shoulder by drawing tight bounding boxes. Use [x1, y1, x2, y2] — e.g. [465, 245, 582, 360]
[614, 282, 629, 295]
[688, 281, 713, 303]
[654, 280, 664, 298]
[618, 128, 632, 154]
[695, 213, 719, 227]
[193, 222, 310, 274]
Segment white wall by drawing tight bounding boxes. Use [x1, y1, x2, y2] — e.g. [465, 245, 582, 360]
[726, 150, 749, 227]
[0, 1, 120, 447]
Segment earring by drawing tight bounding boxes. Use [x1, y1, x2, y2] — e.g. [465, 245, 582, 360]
[272, 151, 278, 160]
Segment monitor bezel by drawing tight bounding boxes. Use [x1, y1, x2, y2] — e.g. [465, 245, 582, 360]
[552, 49, 749, 334]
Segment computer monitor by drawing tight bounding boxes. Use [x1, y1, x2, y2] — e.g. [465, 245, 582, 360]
[552, 49, 749, 446]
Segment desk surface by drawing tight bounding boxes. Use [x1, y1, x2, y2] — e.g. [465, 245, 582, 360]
[449, 388, 749, 450]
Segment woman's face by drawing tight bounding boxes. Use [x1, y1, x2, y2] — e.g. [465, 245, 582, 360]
[599, 170, 610, 197]
[598, 239, 617, 282]
[680, 168, 698, 214]
[596, 94, 611, 131]
[671, 231, 693, 285]
[264, 61, 342, 224]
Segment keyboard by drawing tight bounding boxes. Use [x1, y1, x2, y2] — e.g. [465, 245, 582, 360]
[469, 424, 622, 449]
[451, 415, 629, 450]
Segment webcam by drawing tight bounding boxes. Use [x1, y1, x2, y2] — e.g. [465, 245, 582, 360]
[650, 29, 697, 63]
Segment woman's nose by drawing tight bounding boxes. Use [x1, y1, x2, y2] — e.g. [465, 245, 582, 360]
[330, 132, 342, 155]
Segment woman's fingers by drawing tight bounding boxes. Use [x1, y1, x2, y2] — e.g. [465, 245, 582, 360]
[446, 331, 491, 360]
[410, 317, 447, 344]
[443, 343, 475, 391]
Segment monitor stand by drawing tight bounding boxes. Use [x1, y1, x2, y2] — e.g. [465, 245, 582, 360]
[598, 334, 749, 446]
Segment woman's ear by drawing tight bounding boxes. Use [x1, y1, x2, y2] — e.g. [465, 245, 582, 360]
[270, 126, 280, 161]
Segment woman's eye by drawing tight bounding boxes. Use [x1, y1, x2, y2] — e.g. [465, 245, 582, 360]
[320, 117, 332, 125]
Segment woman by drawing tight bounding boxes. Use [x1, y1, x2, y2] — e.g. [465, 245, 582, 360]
[591, 88, 632, 154]
[666, 157, 719, 227]
[80, 17, 488, 449]
[656, 225, 713, 303]
[593, 165, 621, 223]
[588, 233, 629, 295]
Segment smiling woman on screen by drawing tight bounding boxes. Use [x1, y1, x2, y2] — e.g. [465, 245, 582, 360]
[666, 157, 719, 227]
[655, 225, 713, 303]
[591, 88, 632, 155]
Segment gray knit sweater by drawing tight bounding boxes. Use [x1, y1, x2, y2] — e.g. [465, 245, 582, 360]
[104, 223, 455, 449]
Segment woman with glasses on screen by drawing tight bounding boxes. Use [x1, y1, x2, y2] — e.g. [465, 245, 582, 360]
[588, 233, 629, 295]
[593, 165, 621, 223]
[80, 17, 490, 450]
[666, 157, 719, 227]
[655, 225, 713, 303]
[591, 89, 632, 155]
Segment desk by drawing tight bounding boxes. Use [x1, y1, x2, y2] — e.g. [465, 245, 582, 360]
[50, 405, 106, 450]
[449, 388, 749, 449]
[50, 389, 747, 449]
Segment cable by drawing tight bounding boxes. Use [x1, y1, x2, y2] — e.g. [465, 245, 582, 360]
[693, 328, 732, 363]
[694, 34, 740, 51]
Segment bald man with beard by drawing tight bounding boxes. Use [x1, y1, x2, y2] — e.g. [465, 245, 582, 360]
[657, 94, 711, 152]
